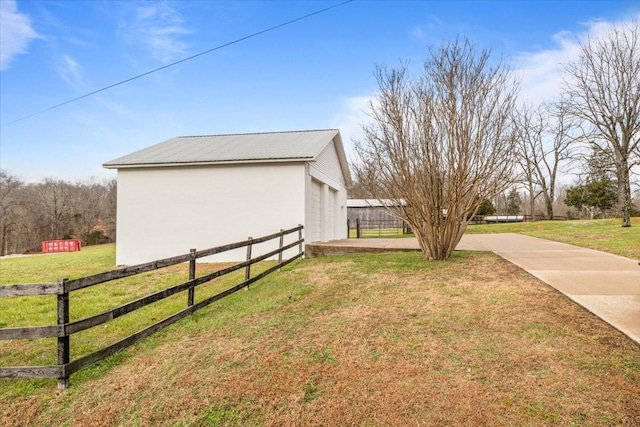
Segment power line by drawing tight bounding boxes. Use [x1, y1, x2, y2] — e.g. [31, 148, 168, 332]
[1, 0, 353, 127]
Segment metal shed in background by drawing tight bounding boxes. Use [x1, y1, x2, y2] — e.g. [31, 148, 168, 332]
[347, 199, 410, 237]
[347, 199, 405, 222]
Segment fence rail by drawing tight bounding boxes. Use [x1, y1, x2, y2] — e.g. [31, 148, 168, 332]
[348, 215, 571, 235]
[0, 225, 304, 390]
[348, 219, 411, 238]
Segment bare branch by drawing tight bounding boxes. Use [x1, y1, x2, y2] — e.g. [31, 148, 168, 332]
[562, 19, 640, 226]
[353, 39, 518, 259]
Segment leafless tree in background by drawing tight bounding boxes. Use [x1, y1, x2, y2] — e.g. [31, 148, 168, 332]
[70, 179, 114, 244]
[513, 105, 542, 220]
[0, 170, 117, 254]
[513, 101, 577, 220]
[353, 39, 518, 260]
[347, 181, 373, 199]
[562, 19, 640, 227]
[0, 171, 24, 256]
[104, 179, 117, 239]
[33, 178, 74, 240]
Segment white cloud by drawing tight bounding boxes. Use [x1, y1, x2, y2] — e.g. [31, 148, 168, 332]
[512, 15, 640, 104]
[120, 1, 193, 64]
[0, 0, 39, 71]
[331, 95, 377, 162]
[57, 54, 83, 86]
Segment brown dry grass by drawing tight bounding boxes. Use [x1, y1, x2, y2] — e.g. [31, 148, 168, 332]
[2, 252, 639, 426]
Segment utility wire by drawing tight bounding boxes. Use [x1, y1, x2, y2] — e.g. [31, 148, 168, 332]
[2, 0, 353, 127]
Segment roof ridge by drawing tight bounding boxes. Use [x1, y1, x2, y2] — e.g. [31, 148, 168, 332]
[177, 129, 338, 139]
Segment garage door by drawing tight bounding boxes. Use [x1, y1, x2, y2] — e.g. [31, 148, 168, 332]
[308, 179, 322, 242]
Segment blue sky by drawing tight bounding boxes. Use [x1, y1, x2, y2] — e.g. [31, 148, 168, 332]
[1, 0, 638, 183]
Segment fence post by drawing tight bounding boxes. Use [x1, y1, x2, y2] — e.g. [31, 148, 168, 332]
[244, 237, 252, 290]
[298, 225, 303, 255]
[57, 278, 70, 391]
[188, 249, 196, 306]
[347, 219, 350, 238]
[356, 219, 361, 239]
[278, 229, 284, 270]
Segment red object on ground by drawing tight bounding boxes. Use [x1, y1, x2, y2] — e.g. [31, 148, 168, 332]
[41, 239, 82, 253]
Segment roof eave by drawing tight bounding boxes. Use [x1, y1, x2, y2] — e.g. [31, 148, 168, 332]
[330, 132, 353, 187]
[103, 157, 313, 170]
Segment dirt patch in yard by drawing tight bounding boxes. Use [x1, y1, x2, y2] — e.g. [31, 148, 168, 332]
[2, 252, 639, 426]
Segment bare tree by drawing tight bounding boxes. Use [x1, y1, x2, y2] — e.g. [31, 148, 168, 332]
[562, 19, 640, 227]
[32, 178, 74, 240]
[513, 102, 577, 219]
[69, 179, 114, 243]
[347, 181, 372, 199]
[104, 178, 117, 240]
[353, 39, 518, 260]
[0, 175, 117, 254]
[513, 104, 544, 220]
[0, 171, 24, 256]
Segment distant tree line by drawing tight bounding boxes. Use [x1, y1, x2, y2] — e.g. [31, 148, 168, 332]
[511, 20, 640, 225]
[0, 170, 116, 256]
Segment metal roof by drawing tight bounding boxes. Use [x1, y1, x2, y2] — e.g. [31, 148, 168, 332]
[103, 129, 342, 168]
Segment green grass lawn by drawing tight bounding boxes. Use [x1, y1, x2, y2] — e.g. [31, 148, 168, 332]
[1, 248, 638, 426]
[0, 244, 279, 383]
[0, 244, 117, 283]
[465, 217, 640, 260]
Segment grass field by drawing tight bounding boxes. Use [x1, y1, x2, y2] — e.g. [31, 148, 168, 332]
[466, 217, 640, 260]
[1, 242, 639, 426]
[0, 244, 278, 385]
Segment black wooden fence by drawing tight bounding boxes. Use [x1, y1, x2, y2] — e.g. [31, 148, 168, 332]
[0, 225, 304, 390]
[348, 219, 411, 238]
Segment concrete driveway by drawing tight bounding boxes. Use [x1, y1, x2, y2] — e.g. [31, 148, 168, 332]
[458, 233, 640, 345]
[306, 233, 640, 345]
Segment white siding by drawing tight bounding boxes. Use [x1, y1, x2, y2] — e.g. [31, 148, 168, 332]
[306, 138, 349, 242]
[312, 140, 345, 186]
[115, 163, 306, 265]
[327, 188, 336, 240]
[307, 179, 322, 243]
[336, 185, 347, 241]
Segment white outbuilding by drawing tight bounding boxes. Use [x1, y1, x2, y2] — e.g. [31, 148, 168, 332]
[103, 129, 351, 265]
